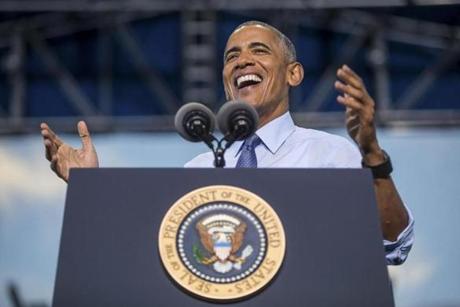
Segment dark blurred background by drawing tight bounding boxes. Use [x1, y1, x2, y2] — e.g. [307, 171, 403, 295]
[0, 0, 459, 133]
[0, 1, 460, 307]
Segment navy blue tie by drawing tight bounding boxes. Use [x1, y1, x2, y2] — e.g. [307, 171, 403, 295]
[236, 134, 262, 168]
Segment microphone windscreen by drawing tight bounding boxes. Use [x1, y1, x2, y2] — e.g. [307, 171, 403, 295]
[217, 100, 259, 139]
[174, 102, 215, 142]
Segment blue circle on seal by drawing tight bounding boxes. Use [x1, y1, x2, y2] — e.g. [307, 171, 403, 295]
[177, 203, 266, 284]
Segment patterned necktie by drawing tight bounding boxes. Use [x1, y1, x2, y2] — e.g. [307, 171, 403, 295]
[235, 134, 262, 168]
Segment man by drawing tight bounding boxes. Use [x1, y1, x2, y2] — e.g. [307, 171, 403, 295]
[41, 21, 414, 265]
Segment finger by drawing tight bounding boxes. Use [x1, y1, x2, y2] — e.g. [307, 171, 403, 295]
[345, 107, 357, 117]
[343, 65, 361, 79]
[44, 139, 54, 161]
[77, 121, 93, 151]
[336, 66, 363, 90]
[334, 81, 365, 102]
[41, 122, 59, 158]
[40, 123, 63, 147]
[41, 130, 60, 160]
[40, 122, 49, 130]
[337, 95, 362, 110]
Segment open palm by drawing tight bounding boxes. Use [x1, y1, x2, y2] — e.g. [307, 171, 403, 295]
[335, 65, 379, 154]
[40, 121, 99, 182]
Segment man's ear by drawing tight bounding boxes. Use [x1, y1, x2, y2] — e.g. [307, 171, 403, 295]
[287, 62, 304, 87]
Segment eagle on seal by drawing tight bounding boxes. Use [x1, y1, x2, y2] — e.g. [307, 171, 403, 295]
[195, 214, 252, 273]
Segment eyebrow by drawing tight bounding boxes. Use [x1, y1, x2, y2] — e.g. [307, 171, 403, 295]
[224, 42, 272, 60]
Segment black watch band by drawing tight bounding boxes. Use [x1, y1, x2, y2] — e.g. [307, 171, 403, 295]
[361, 150, 393, 179]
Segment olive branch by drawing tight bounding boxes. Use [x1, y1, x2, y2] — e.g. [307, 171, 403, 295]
[192, 244, 205, 263]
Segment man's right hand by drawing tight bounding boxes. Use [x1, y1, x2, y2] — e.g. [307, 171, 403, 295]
[40, 121, 99, 182]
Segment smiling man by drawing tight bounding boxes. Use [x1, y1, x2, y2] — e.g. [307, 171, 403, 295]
[186, 21, 414, 264]
[41, 21, 414, 265]
[221, 23, 301, 128]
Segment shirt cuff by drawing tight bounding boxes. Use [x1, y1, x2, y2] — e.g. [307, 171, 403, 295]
[383, 202, 415, 265]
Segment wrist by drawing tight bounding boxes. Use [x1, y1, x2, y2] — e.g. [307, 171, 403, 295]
[360, 142, 385, 165]
[361, 149, 393, 179]
[362, 149, 386, 166]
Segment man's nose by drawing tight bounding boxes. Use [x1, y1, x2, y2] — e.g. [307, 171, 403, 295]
[235, 51, 255, 68]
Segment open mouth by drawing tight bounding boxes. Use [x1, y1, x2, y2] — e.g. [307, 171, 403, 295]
[234, 74, 263, 90]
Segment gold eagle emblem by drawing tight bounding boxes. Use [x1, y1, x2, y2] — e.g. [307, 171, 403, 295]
[194, 214, 253, 273]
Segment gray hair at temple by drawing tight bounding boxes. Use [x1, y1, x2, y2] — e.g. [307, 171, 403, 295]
[233, 20, 297, 63]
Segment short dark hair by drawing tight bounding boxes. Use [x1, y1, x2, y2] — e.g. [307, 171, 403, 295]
[232, 21, 297, 63]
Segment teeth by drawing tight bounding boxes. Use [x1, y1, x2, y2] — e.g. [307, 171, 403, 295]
[236, 74, 262, 87]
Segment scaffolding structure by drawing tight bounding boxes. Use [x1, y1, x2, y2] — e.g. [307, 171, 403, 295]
[0, 1, 459, 134]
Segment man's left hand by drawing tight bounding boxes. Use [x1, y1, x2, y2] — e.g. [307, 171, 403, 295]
[335, 64, 385, 165]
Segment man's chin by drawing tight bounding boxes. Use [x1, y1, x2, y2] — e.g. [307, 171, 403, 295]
[236, 98, 260, 111]
[232, 92, 259, 105]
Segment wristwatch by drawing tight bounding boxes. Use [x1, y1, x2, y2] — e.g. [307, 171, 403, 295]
[361, 150, 393, 179]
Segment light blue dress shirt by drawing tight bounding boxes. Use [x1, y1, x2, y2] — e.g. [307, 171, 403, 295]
[186, 111, 415, 265]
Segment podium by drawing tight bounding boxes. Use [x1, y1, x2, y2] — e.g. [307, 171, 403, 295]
[52, 168, 394, 307]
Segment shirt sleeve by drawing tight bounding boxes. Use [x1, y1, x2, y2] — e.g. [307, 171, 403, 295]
[331, 140, 415, 265]
[383, 202, 415, 265]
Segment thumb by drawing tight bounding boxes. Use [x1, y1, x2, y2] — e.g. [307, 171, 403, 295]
[77, 121, 93, 151]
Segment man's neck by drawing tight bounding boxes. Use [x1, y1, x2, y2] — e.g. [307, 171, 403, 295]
[257, 104, 289, 129]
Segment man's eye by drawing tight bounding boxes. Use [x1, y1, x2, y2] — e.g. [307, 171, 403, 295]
[225, 54, 237, 62]
[254, 48, 268, 54]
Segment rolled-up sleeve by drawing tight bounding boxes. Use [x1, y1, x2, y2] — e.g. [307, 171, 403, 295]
[384, 203, 415, 265]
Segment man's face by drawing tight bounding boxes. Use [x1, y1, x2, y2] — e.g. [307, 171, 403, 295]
[223, 25, 291, 124]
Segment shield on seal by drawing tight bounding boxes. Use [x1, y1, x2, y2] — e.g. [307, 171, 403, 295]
[213, 235, 232, 261]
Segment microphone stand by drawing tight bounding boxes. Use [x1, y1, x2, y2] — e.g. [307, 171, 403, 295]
[198, 133, 233, 168]
[213, 135, 235, 168]
[194, 125, 243, 168]
[189, 121, 229, 168]
[210, 124, 248, 168]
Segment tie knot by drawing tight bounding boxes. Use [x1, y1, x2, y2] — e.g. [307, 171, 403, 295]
[243, 134, 262, 150]
[236, 134, 262, 168]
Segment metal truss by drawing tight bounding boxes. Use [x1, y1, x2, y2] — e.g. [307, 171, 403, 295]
[396, 41, 460, 109]
[181, 9, 217, 107]
[0, 11, 181, 133]
[277, 11, 459, 115]
[114, 23, 181, 113]
[3, 110, 460, 135]
[0, 5, 460, 134]
[0, 0, 459, 11]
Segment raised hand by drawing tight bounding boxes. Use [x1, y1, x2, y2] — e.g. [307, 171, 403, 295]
[40, 121, 99, 182]
[334, 65, 384, 163]
[334, 65, 410, 243]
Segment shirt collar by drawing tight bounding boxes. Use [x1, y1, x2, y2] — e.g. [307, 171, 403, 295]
[229, 111, 295, 157]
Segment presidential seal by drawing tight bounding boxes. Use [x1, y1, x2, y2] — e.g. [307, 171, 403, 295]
[158, 185, 286, 301]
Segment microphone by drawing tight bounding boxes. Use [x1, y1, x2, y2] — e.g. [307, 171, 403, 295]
[216, 100, 259, 142]
[174, 102, 216, 142]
